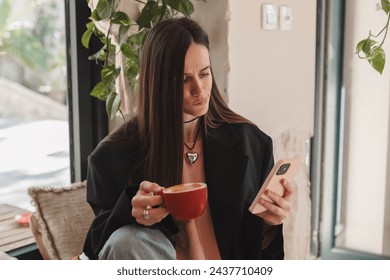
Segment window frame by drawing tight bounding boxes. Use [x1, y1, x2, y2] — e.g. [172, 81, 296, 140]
[317, 0, 389, 260]
[66, 0, 108, 183]
[8, 0, 107, 259]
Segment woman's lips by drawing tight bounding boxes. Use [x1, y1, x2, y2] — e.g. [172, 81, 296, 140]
[193, 96, 208, 105]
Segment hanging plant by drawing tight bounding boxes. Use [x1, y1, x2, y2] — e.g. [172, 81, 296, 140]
[82, 0, 205, 120]
[356, 0, 390, 74]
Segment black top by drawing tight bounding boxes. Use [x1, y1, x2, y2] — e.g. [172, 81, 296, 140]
[83, 122, 284, 260]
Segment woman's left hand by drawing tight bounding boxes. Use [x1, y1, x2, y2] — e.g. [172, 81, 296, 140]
[256, 179, 295, 225]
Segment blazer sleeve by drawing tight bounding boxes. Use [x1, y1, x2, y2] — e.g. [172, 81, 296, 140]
[82, 145, 178, 260]
[82, 151, 138, 259]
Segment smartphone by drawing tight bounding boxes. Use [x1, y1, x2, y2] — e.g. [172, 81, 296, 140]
[248, 157, 304, 214]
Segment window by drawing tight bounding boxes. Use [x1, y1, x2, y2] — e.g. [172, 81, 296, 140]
[0, 0, 70, 211]
[0, 0, 107, 258]
[317, 0, 390, 259]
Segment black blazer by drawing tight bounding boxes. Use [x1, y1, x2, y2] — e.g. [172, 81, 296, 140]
[83, 122, 284, 260]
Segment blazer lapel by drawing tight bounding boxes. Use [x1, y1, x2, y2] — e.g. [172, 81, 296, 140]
[204, 124, 248, 259]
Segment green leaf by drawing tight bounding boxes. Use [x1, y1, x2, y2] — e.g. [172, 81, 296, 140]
[128, 30, 148, 46]
[81, 21, 95, 49]
[137, 1, 160, 29]
[382, 0, 390, 14]
[118, 24, 131, 45]
[94, 0, 110, 20]
[163, 0, 194, 17]
[111, 11, 131, 26]
[88, 45, 107, 62]
[121, 43, 136, 59]
[101, 64, 120, 85]
[91, 0, 118, 21]
[356, 39, 366, 53]
[362, 38, 374, 55]
[126, 62, 139, 79]
[90, 81, 109, 101]
[91, 9, 102, 21]
[106, 91, 121, 119]
[368, 46, 386, 74]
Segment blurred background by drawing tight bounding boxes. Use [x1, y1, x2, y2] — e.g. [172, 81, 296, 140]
[0, 0, 70, 211]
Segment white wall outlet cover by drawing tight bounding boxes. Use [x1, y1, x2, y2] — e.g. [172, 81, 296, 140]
[262, 4, 277, 30]
[280, 5, 293, 30]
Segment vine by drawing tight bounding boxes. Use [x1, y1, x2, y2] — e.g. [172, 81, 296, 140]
[356, 0, 390, 74]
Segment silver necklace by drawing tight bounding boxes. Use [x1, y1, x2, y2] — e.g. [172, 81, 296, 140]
[184, 122, 201, 165]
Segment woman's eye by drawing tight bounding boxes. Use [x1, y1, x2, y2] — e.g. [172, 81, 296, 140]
[200, 72, 210, 78]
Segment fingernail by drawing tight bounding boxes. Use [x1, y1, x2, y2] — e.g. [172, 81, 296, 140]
[259, 198, 265, 204]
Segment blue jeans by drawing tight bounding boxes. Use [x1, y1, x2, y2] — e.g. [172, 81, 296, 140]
[98, 224, 176, 260]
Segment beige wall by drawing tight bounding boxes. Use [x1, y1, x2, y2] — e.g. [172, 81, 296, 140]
[192, 0, 229, 99]
[228, 0, 316, 137]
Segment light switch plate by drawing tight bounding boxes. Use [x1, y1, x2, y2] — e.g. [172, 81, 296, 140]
[262, 4, 277, 30]
[279, 5, 293, 30]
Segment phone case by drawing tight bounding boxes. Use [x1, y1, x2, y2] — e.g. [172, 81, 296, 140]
[248, 157, 304, 214]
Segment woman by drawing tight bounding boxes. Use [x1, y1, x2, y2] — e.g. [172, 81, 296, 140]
[83, 17, 294, 260]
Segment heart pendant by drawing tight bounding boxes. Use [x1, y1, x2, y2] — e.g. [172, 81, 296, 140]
[186, 152, 199, 165]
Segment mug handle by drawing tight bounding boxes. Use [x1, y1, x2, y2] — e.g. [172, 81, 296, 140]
[153, 190, 166, 207]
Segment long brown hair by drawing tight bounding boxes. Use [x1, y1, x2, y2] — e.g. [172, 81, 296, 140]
[110, 17, 248, 187]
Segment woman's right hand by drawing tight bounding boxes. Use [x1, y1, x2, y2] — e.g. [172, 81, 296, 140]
[131, 181, 170, 226]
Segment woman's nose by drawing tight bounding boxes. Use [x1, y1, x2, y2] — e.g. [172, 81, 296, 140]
[191, 78, 202, 96]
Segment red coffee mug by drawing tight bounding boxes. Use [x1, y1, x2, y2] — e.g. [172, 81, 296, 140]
[162, 182, 207, 220]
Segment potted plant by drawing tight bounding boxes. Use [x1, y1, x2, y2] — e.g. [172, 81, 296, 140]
[82, 0, 205, 121]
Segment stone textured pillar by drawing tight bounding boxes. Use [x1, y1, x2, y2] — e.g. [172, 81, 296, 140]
[272, 128, 312, 259]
